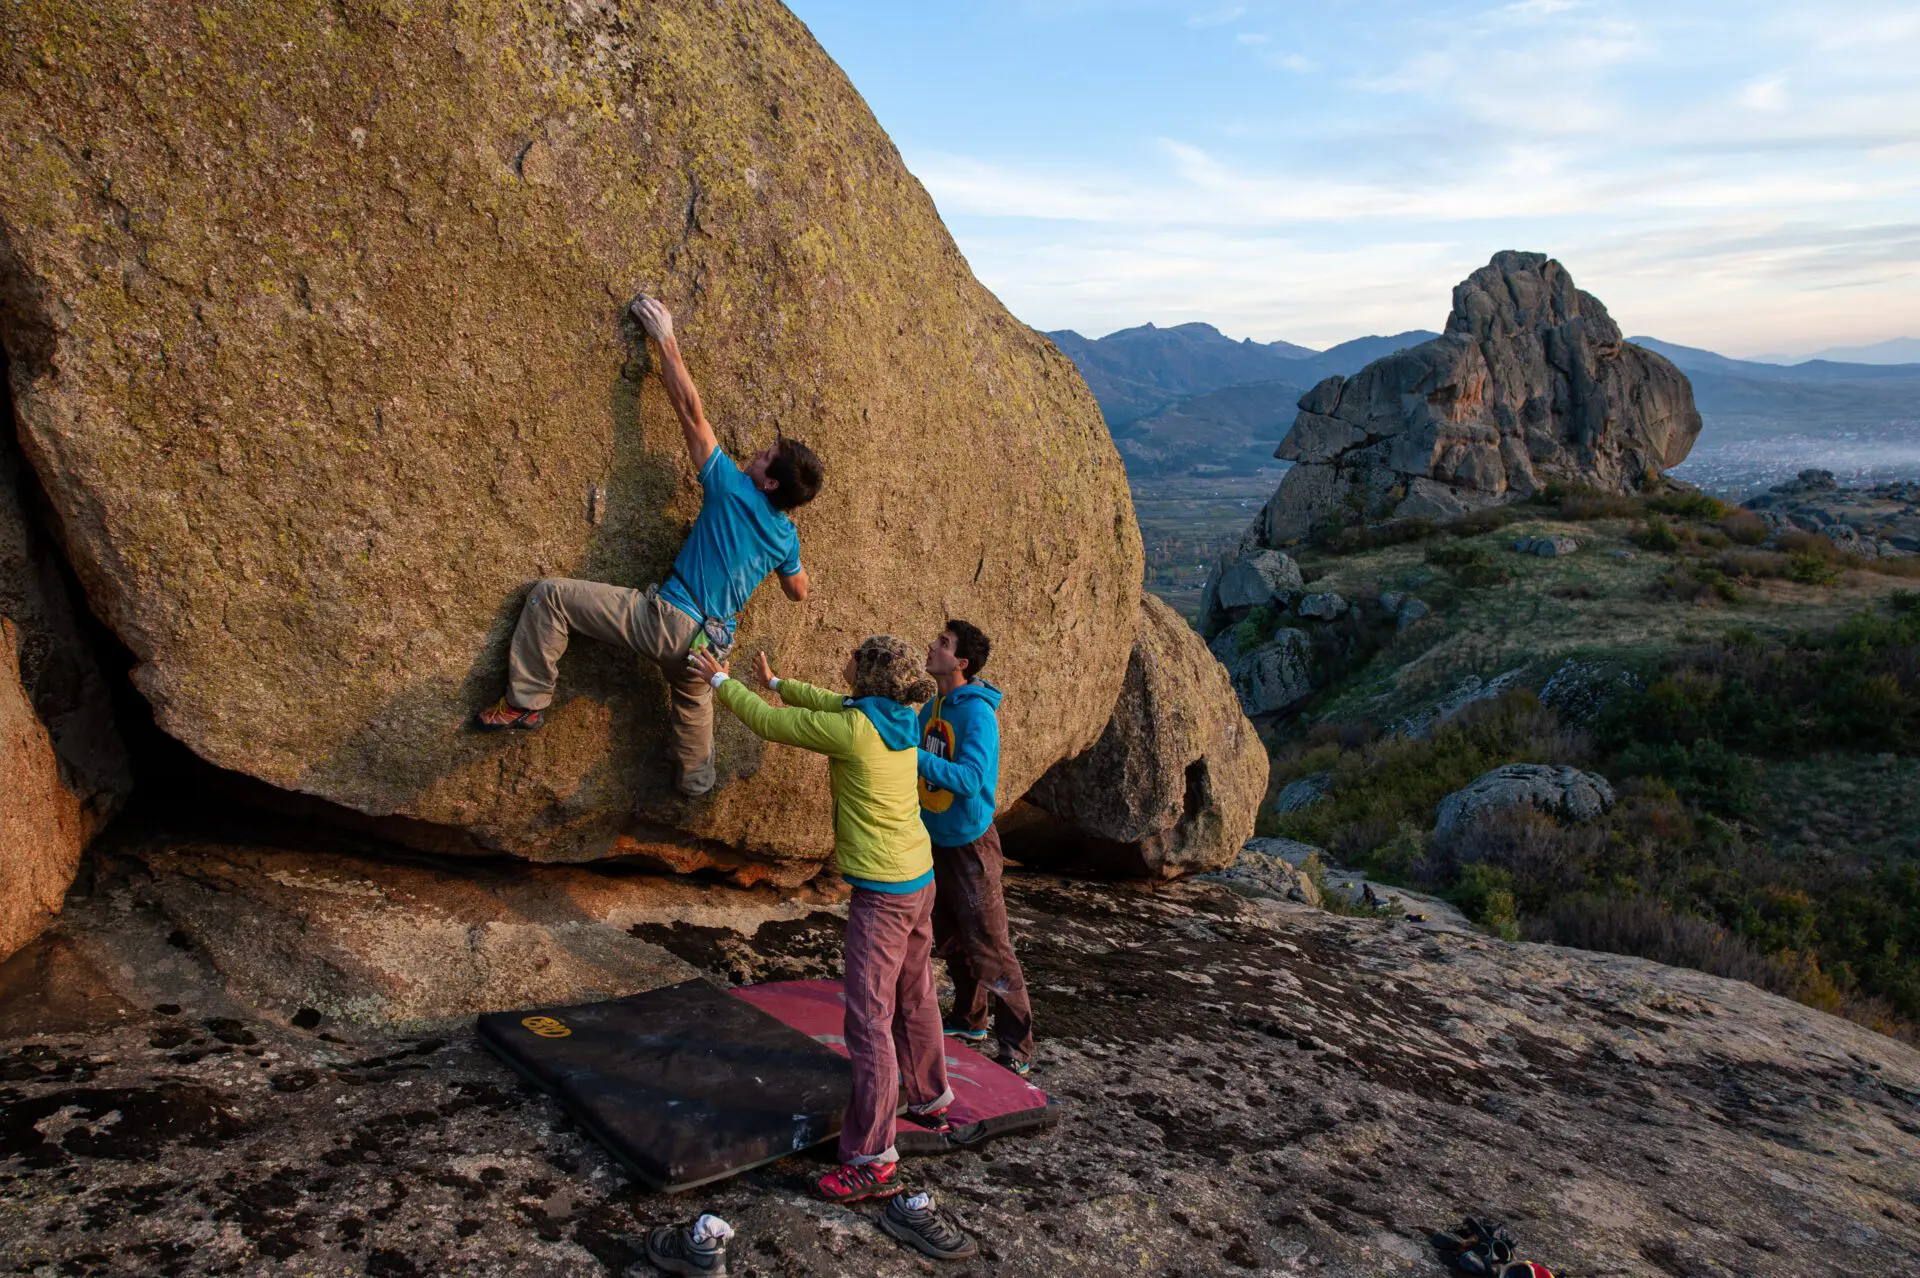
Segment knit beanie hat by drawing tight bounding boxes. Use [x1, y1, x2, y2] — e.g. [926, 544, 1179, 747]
[850, 635, 937, 705]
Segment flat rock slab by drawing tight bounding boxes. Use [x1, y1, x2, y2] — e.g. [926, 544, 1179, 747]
[3, 861, 1918, 1276]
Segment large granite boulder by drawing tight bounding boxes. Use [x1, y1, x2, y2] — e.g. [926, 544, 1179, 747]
[1435, 763, 1617, 836]
[0, 1, 1142, 876]
[1227, 629, 1314, 717]
[0, 618, 85, 960]
[1014, 593, 1268, 878]
[1263, 252, 1702, 544]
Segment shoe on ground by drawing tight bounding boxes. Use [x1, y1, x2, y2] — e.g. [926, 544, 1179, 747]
[881, 1192, 978, 1262]
[941, 1018, 987, 1043]
[814, 1159, 904, 1203]
[475, 697, 543, 732]
[642, 1213, 732, 1276]
[1002, 1052, 1032, 1078]
[905, 1103, 952, 1134]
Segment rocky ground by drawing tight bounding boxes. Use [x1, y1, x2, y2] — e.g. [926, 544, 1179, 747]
[4, 835, 1918, 1277]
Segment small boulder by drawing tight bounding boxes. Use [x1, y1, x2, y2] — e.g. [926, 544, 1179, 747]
[1396, 597, 1432, 629]
[1273, 771, 1332, 814]
[1512, 536, 1539, 554]
[1018, 594, 1270, 879]
[1228, 630, 1315, 717]
[1533, 536, 1579, 557]
[1197, 839, 1323, 908]
[1214, 549, 1305, 612]
[1435, 763, 1617, 836]
[1296, 592, 1347, 621]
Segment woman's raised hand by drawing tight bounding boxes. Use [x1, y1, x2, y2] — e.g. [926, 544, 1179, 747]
[690, 647, 728, 681]
[754, 651, 778, 688]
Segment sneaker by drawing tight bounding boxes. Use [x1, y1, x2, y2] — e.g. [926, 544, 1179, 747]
[905, 1104, 952, 1135]
[1002, 1052, 1032, 1078]
[942, 1018, 987, 1043]
[643, 1213, 732, 1276]
[814, 1159, 904, 1203]
[475, 697, 543, 732]
[880, 1192, 978, 1262]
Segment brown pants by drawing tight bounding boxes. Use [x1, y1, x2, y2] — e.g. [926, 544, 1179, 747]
[931, 824, 1035, 1064]
[840, 883, 951, 1164]
[505, 577, 715, 795]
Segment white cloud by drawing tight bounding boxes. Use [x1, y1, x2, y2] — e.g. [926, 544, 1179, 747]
[1234, 32, 1268, 44]
[1262, 50, 1314, 72]
[1186, 4, 1244, 26]
[1737, 75, 1788, 111]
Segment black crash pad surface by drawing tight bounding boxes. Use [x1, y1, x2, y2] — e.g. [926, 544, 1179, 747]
[476, 979, 850, 1192]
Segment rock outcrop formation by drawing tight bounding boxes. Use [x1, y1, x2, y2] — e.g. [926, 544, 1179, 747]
[1435, 762, 1616, 836]
[0, 1, 1145, 875]
[1261, 252, 1702, 544]
[8, 859, 1918, 1275]
[0, 619, 84, 960]
[1013, 593, 1267, 877]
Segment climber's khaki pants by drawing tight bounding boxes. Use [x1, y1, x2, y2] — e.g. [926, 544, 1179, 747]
[506, 578, 715, 795]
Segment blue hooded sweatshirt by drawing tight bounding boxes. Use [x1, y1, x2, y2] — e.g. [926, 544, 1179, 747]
[915, 680, 1003, 846]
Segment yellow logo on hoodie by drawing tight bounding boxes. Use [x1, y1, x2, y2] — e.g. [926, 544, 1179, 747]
[918, 716, 956, 813]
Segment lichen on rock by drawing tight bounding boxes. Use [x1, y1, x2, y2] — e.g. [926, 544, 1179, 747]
[0, 0, 1142, 875]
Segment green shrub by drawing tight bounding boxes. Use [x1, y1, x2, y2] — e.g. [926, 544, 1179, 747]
[1446, 507, 1516, 537]
[1639, 516, 1681, 552]
[1787, 552, 1840, 586]
[1451, 863, 1521, 940]
[1614, 737, 1761, 818]
[1892, 590, 1920, 617]
[1546, 486, 1643, 521]
[1718, 509, 1770, 545]
[1425, 541, 1485, 568]
[1653, 562, 1738, 603]
[1647, 490, 1730, 521]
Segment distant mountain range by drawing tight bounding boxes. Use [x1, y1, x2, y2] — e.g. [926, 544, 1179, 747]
[1746, 337, 1920, 366]
[1044, 322, 1438, 427]
[1046, 320, 1920, 478]
[1044, 322, 1439, 475]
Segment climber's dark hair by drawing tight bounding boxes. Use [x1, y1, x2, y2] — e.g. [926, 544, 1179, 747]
[945, 619, 991, 679]
[766, 435, 824, 511]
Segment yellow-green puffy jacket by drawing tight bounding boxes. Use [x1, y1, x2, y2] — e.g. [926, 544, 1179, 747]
[714, 678, 934, 891]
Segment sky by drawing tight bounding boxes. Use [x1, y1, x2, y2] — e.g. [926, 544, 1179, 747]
[783, 0, 1920, 357]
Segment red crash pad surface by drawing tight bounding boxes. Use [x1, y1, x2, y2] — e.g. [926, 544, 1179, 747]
[730, 978, 1056, 1151]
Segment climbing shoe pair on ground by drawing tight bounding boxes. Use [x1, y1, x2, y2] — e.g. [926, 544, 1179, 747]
[639, 1192, 977, 1274]
[1431, 1217, 1556, 1276]
[942, 1016, 1034, 1077]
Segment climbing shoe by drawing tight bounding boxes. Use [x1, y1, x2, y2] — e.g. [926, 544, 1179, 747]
[1002, 1051, 1033, 1078]
[880, 1192, 979, 1262]
[642, 1212, 732, 1276]
[475, 697, 543, 732]
[814, 1159, 903, 1203]
[905, 1103, 953, 1135]
[942, 1018, 987, 1043]
[1432, 1217, 1515, 1274]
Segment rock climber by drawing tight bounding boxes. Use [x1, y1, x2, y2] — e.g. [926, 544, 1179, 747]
[916, 621, 1035, 1075]
[688, 638, 966, 1237]
[475, 295, 824, 798]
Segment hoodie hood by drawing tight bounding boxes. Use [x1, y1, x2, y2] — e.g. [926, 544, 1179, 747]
[848, 696, 923, 751]
[943, 679, 1003, 711]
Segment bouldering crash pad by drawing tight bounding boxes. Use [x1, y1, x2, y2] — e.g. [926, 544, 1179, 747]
[732, 979, 1059, 1154]
[478, 978, 1058, 1191]
[477, 979, 849, 1192]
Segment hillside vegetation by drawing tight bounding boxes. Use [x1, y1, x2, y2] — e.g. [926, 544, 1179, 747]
[1254, 488, 1920, 1040]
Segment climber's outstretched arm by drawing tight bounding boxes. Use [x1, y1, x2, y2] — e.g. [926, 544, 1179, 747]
[631, 295, 716, 471]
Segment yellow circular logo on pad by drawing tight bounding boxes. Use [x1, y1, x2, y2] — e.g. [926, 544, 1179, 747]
[521, 1015, 572, 1038]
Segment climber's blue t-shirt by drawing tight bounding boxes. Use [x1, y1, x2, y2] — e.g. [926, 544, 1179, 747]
[657, 450, 802, 639]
